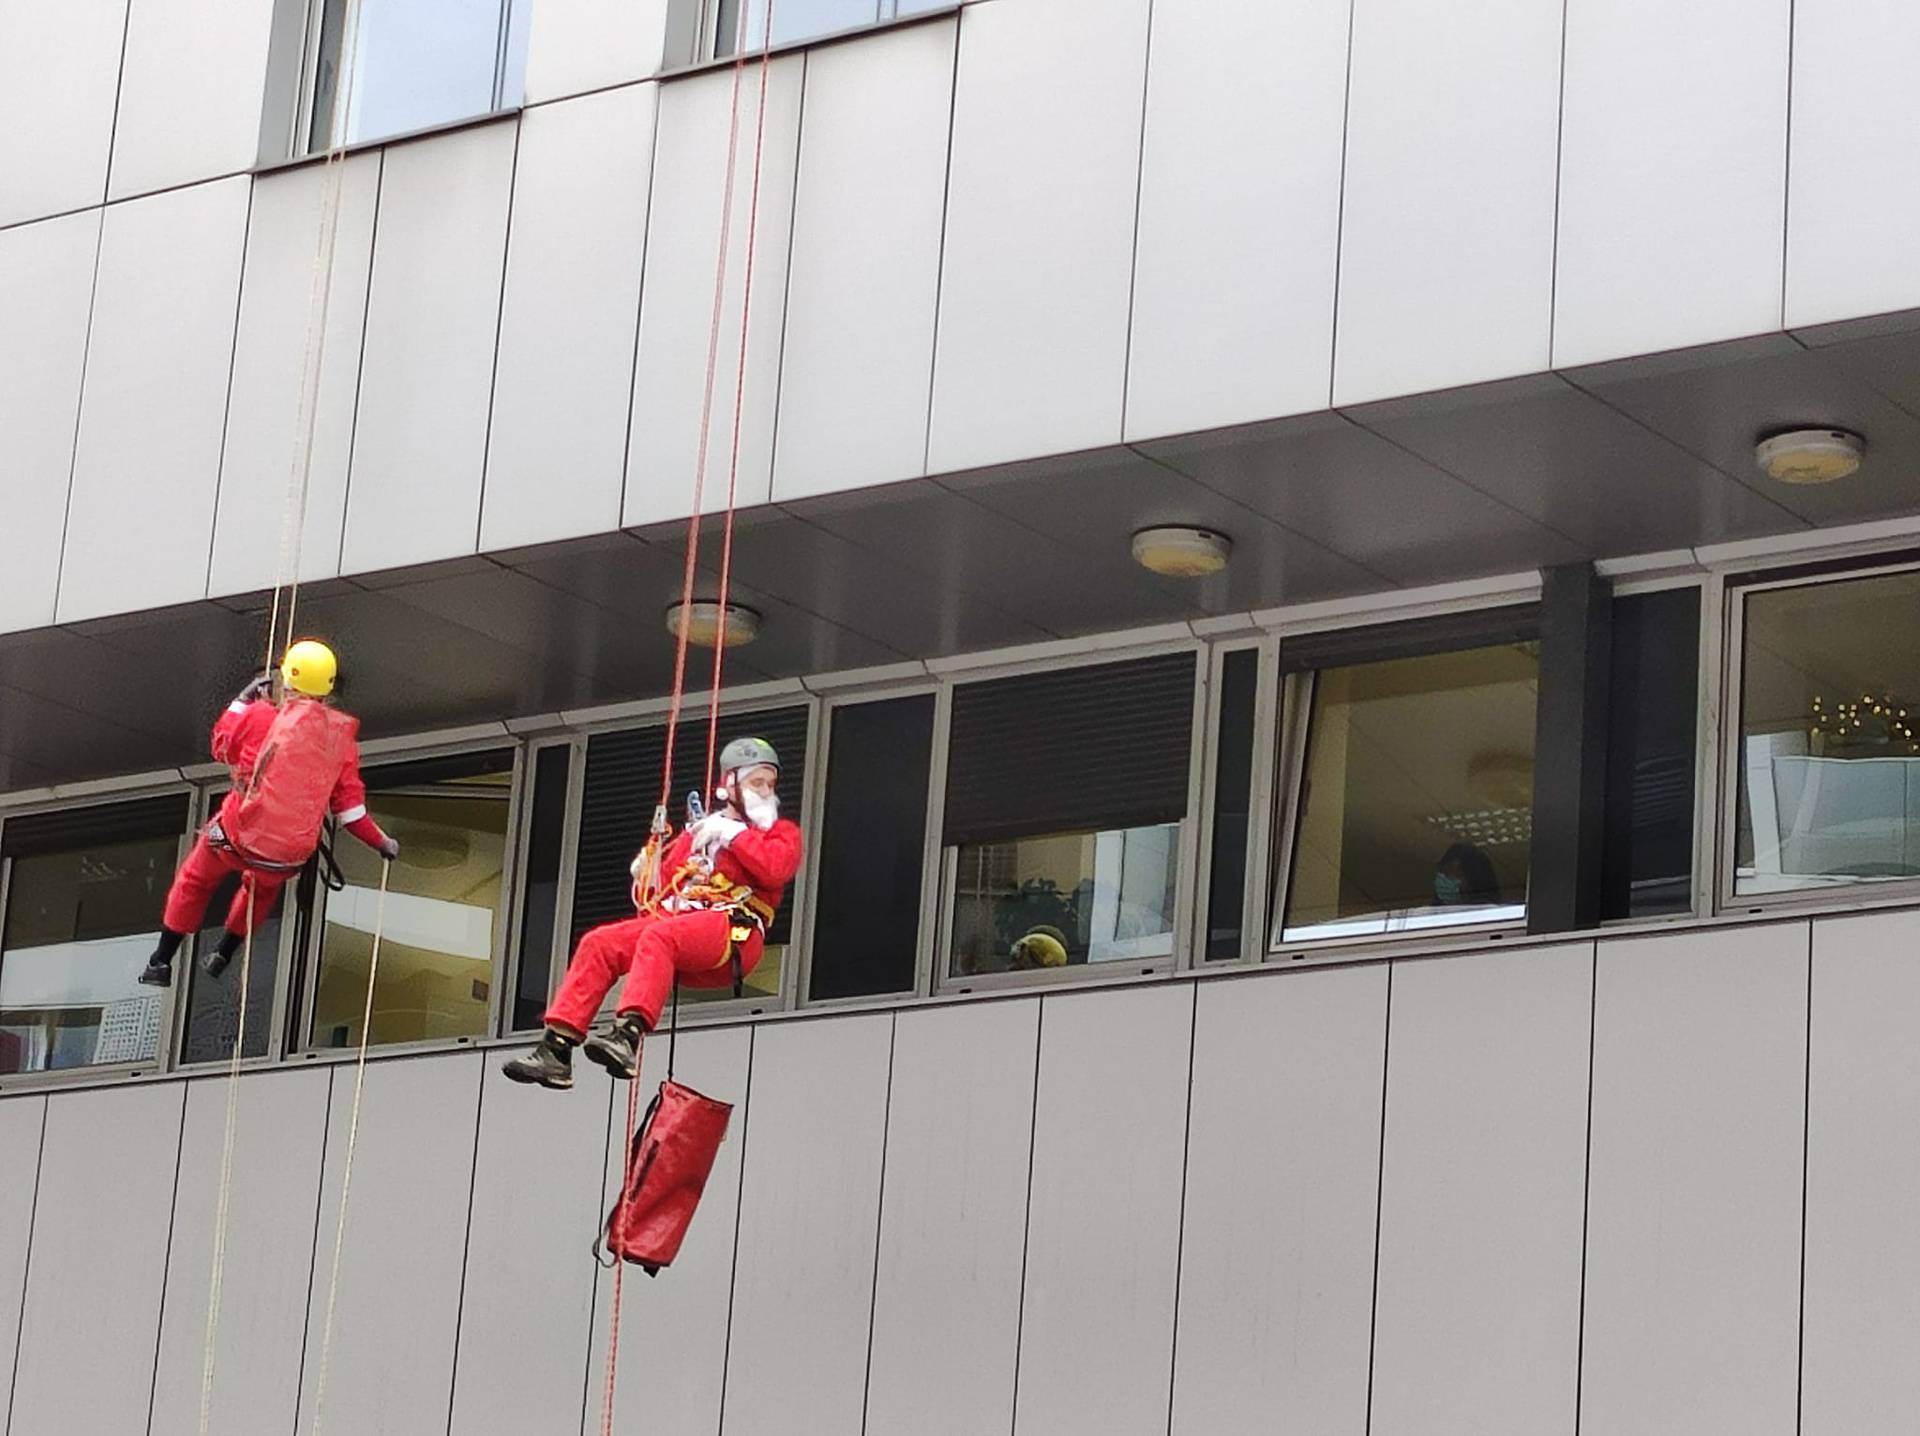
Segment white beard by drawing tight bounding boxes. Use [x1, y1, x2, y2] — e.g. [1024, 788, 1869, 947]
[742, 787, 779, 830]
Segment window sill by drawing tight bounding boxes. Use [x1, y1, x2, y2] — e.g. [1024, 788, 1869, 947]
[254, 106, 523, 181]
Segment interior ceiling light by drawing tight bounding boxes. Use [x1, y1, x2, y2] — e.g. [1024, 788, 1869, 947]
[1755, 428, 1865, 485]
[665, 599, 760, 649]
[1131, 526, 1233, 578]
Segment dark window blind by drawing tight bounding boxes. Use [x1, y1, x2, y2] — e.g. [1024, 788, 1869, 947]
[943, 653, 1197, 847]
[1, 794, 190, 859]
[570, 706, 810, 946]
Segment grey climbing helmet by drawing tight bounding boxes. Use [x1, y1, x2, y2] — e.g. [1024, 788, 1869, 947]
[718, 736, 780, 776]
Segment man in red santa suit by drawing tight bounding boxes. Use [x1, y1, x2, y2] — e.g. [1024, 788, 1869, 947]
[502, 736, 803, 1090]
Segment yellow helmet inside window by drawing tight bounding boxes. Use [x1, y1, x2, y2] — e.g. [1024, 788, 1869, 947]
[280, 639, 338, 697]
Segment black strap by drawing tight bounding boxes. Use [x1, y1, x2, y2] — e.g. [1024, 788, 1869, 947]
[315, 836, 347, 893]
[666, 977, 679, 1080]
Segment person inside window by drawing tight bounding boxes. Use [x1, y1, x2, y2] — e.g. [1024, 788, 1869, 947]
[1432, 840, 1500, 907]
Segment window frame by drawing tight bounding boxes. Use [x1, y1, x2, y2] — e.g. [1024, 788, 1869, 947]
[500, 733, 586, 1035]
[1190, 635, 1279, 968]
[668, 0, 964, 69]
[1714, 552, 1920, 919]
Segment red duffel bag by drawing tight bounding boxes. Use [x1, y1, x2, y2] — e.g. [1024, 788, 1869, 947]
[598, 1079, 734, 1275]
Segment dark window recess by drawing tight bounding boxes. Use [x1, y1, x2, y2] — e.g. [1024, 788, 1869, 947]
[1600, 587, 1700, 919]
[513, 745, 573, 1031]
[943, 653, 1197, 846]
[571, 706, 811, 947]
[809, 696, 934, 1002]
[1, 794, 190, 859]
[1205, 650, 1259, 961]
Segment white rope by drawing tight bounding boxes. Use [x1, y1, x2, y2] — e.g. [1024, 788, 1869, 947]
[310, 857, 391, 1436]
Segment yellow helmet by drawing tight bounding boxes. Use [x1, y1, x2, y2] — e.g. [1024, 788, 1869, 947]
[280, 639, 338, 697]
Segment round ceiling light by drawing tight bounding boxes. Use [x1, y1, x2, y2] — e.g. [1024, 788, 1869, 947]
[665, 600, 761, 649]
[1755, 428, 1864, 485]
[1130, 526, 1233, 578]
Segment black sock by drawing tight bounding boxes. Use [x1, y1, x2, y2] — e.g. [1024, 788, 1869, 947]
[216, 930, 244, 960]
[149, 929, 187, 965]
[543, 1028, 578, 1054]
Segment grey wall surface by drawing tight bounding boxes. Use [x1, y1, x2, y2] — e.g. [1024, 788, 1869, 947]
[4, 0, 1920, 635]
[4, 904, 1914, 1434]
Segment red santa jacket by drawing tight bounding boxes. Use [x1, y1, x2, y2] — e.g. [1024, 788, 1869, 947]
[211, 697, 389, 851]
[650, 817, 805, 916]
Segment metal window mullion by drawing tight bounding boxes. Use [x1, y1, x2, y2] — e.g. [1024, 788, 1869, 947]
[917, 682, 954, 998]
[547, 735, 588, 1007]
[1693, 571, 1727, 920]
[1265, 668, 1315, 954]
[1716, 576, 1751, 916]
[1173, 644, 1216, 973]
[781, 695, 827, 1014]
[486, 743, 532, 1038]
[1240, 632, 1282, 963]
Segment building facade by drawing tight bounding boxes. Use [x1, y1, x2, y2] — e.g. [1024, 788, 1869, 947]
[4, 0, 1920, 1431]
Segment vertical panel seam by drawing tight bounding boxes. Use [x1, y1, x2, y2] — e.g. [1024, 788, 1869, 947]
[292, 1067, 340, 1434]
[1116, 0, 1156, 441]
[143, 1084, 191, 1436]
[1325, 0, 1359, 408]
[443, 1057, 491, 1434]
[2, 1097, 49, 1436]
[575, 1076, 618, 1436]
[856, 1012, 898, 1435]
[1794, 921, 1812, 1436]
[1778, 0, 1797, 329]
[50, 207, 110, 623]
[1363, 959, 1392, 1436]
[335, 149, 387, 575]
[473, 119, 527, 554]
[919, 13, 964, 476]
[715, 1023, 758, 1436]
[1006, 993, 1045, 1436]
[100, 0, 136, 202]
[763, 54, 807, 497]
[616, 83, 666, 526]
[205, 179, 260, 597]
[1546, 0, 1571, 364]
[1574, 940, 1599, 1435]
[1163, 984, 1199, 1436]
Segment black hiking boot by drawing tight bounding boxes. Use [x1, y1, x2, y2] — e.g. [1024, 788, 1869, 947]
[502, 1032, 575, 1090]
[201, 931, 244, 979]
[137, 958, 173, 988]
[582, 1018, 643, 1080]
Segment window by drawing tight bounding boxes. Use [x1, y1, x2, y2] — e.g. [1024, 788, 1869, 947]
[1732, 565, 1920, 897]
[808, 695, 934, 1001]
[307, 749, 515, 1048]
[1203, 648, 1260, 961]
[941, 653, 1196, 982]
[509, 743, 575, 1032]
[1601, 588, 1700, 919]
[0, 797, 186, 1075]
[571, 707, 812, 1010]
[711, 0, 950, 56]
[1279, 636, 1538, 943]
[303, 0, 529, 153]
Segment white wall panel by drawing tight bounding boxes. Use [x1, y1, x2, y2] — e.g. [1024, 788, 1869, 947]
[588, 1025, 751, 1436]
[624, 57, 801, 527]
[928, 0, 1151, 472]
[341, 122, 516, 576]
[1371, 946, 1590, 1436]
[1171, 967, 1382, 1436]
[0, 0, 128, 227]
[58, 176, 250, 624]
[1802, 909, 1920, 1434]
[0, 1095, 45, 1435]
[482, 85, 655, 551]
[210, 153, 379, 598]
[524, 0, 669, 104]
[865, 999, 1038, 1436]
[772, 21, 952, 502]
[296, 1051, 483, 1436]
[722, 1012, 892, 1435]
[9, 1083, 183, 1433]
[1553, 0, 1791, 366]
[1785, 2, 1920, 328]
[0, 211, 98, 634]
[1581, 924, 1807, 1435]
[1333, 0, 1561, 405]
[1014, 984, 1192, 1436]
[108, 0, 275, 200]
[1127, 0, 1348, 439]
[150, 1068, 331, 1436]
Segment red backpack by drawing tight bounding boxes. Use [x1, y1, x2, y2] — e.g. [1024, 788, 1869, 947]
[224, 700, 358, 869]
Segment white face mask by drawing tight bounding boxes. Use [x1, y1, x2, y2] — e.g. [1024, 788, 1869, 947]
[741, 785, 779, 830]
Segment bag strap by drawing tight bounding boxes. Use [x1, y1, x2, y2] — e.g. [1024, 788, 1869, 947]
[666, 977, 680, 1080]
[315, 835, 347, 893]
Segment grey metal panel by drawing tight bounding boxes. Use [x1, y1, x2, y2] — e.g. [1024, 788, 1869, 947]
[1013, 984, 1192, 1436]
[1171, 967, 1383, 1436]
[149, 1068, 332, 1436]
[722, 1012, 893, 1435]
[624, 57, 803, 529]
[0, 210, 98, 635]
[296, 1050, 485, 1436]
[1802, 909, 1920, 1434]
[585, 1025, 751, 1436]
[772, 20, 953, 502]
[450, 1057, 613, 1435]
[927, 0, 1151, 473]
[341, 122, 517, 576]
[1788, 3, 1920, 328]
[210, 153, 380, 599]
[865, 999, 1039, 1436]
[524, 0, 669, 103]
[107, 0, 276, 200]
[1552, 0, 1791, 367]
[1126, 0, 1347, 441]
[0, 0, 128, 227]
[1332, 0, 1561, 405]
[1371, 945, 1590, 1436]
[9, 1082, 184, 1433]
[482, 84, 655, 552]
[58, 176, 252, 625]
[0, 1095, 45, 1436]
[1581, 924, 1807, 1436]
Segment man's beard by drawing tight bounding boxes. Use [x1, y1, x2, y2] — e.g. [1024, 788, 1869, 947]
[742, 787, 779, 830]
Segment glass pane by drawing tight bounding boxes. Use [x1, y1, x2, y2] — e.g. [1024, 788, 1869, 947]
[1601, 588, 1700, 918]
[1205, 649, 1259, 960]
[511, 746, 571, 1032]
[181, 870, 282, 1064]
[310, 0, 508, 151]
[716, 0, 881, 54]
[1281, 642, 1538, 942]
[810, 696, 934, 1001]
[309, 759, 512, 1048]
[1735, 570, 1920, 895]
[0, 835, 176, 1075]
[949, 824, 1179, 979]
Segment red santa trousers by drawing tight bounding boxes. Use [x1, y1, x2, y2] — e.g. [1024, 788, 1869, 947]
[545, 908, 765, 1036]
[160, 833, 289, 937]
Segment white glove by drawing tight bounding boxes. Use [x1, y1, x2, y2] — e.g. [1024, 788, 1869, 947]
[629, 847, 652, 882]
[689, 812, 748, 856]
